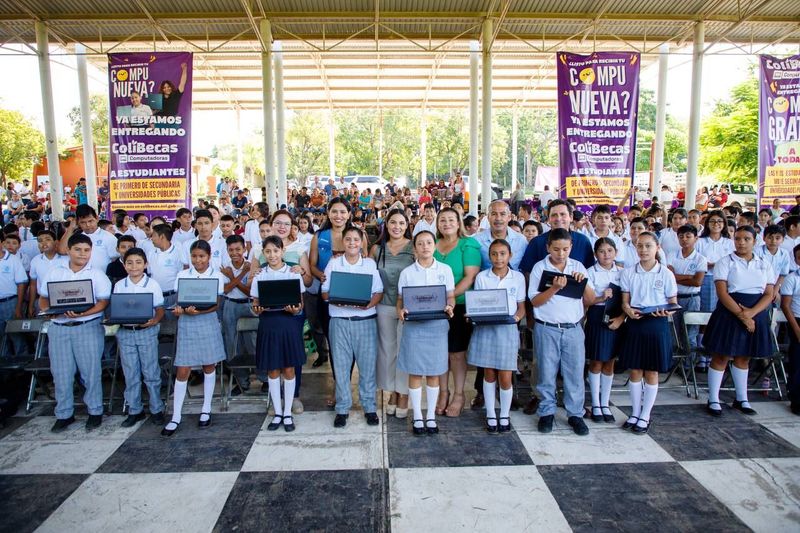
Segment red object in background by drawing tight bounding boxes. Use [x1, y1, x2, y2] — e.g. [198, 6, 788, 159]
[31, 146, 107, 192]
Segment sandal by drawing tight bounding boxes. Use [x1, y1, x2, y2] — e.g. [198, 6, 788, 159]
[435, 390, 450, 416]
[445, 392, 465, 418]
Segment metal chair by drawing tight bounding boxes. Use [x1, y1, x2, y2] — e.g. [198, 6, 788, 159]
[0, 318, 47, 371]
[223, 317, 263, 410]
[666, 310, 700, 398]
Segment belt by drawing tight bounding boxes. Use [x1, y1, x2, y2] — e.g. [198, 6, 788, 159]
[535, 318, 579, 329]
[55, 317, 101, 328]
[678, 294, 700, 298]
[0, 295, 17, 303]
[163, 290, 176, 296]
[226, 297, 250, 304]
[334, 315, 376, 322]
[120, 324, 152, 330]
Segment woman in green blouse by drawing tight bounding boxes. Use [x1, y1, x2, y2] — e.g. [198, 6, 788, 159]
[434, 207, 481, 417]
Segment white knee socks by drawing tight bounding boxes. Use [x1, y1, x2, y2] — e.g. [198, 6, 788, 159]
[283, 378, 296, 416]
[628, 380, 643, 422]
[426, 386, 439, 422]
[600, 373, 613, 408]
[589, 371, 601, 408]
[409, 387, 423, 427]
[200, 371, 215, 422]
[707, 368, 724, 404]
[268, 377, 282, 422]
[499, 387, 513, 420]
[171, 379, 187, 425]
[731, 366, 750, 405]
[483, 380, 496, 420]
[639, 383, 658, 423]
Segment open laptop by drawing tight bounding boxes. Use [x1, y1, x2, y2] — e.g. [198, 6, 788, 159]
[404, 285, 449, 321]
[465, 289, 517, 325]
[39, 279, 95, 316]
[328, 271, 372, 307]
[176, 278, 219, 311]
[105, 293, 154, 325]
[259, 280, 301, 310]
[537, 270, 588, 299]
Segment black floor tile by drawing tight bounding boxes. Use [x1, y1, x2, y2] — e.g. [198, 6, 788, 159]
[299, 371, 368, 413]
[213, 469, 389, 533]
[0, 474, 88, 533]
[620, 404, 800, 461]
[539, 462, 751, 533]
[0, 416, 31, 440]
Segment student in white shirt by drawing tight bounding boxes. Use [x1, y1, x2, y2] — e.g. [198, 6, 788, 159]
[780, 215, 800, 256]
[172, 208, 196, 246]
[658, 208, 688, 258]
[0, 245, 28, 355]
[619, 231, 678, 435]
[756, 225, 794, 295]
[180, 209, 229, 269]
[321, 227, 384, 429]
[57, 205, 119, 272]
[703, 225, 777, 417]
[113, 248, 166, 428]
[412, 203, 437, 237]
[396, 230, 455, 435]
[220, 235, 256, 395]
[779, 243, 800, 415]
[27, 230, 65, 316]
[147, 224, 185, 309]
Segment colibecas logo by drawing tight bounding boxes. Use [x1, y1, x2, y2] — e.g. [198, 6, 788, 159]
[116, 70, 129, 81]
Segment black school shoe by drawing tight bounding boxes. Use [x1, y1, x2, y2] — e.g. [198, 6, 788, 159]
[497, 417, 511, 433]
[334, 413, 348, 428]
[732, 400, 757, 416]
[365, 412, 379, 426]
[568, 416, 589, 436]
[537, 414, 554, 433]
[150, 411, 165, 425]
[51, 416, 76, 433]
[283, 416, 296, 432]
[198, 412, 212, 428]
[85, 414, 103, 431]
[121, 412, 146, 428]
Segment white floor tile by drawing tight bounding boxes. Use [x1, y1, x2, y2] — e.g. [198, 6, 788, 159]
[681, 457, 800, 533]
[36, 472, 238, 533]
[3, 416, 139, 442]
[242, 433, 384, 471]
[255, 410, 382, 435]
[390, 465, 571, 533]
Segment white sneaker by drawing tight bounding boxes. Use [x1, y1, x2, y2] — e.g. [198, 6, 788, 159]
[292, 398, 304, 414]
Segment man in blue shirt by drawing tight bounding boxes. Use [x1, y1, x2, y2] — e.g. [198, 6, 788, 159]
[473, 199, 528, 271]
[518, 199, 595, 274]
[75, 178, 88, 206]
[324, 178, 335, 198]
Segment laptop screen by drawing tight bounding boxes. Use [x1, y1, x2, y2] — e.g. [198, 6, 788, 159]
[109, 293, 154, 320]
[404, 285, 446, 312]
[329, 271, 372, 301]
[177, 278, 219, 305]
[259, 280, 301, 307]
[48, 280, 94, 307]
[465, 289, 509, 316]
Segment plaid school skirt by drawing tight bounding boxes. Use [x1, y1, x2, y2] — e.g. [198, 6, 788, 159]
[175, 312, 226, 366]
[467, 323, 519, 371]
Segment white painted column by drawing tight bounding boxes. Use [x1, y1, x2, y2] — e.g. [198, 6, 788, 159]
[260, 19, 276, 211]
[274, 41, 287, 208]
[481, 19, 493, 215]
[235, 107, 244, 184]
[420, 113, 427, 186]
[468, 40, 480, 216]
[686, 23, 704, 207]
[35, 22, 64, 221]
[328, 107, 336, 180]
[652, 44, 669, 200]
[75, 44, 98, 211]
[511, 107, 518, 189]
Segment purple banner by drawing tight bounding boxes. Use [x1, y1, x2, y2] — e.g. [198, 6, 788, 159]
[758, 54, 800, 211]
[556, 51, 640, 211]
[108, 52, 192, 220]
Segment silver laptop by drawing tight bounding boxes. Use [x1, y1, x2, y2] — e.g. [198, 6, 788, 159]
[176, 278, 219, 311]
[404, 285, 449, 321]
[465, 289, 516, 325]
[39, 279, 95, 316]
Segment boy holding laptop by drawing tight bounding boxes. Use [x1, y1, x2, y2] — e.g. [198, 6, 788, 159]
[40, 233, 112, 433]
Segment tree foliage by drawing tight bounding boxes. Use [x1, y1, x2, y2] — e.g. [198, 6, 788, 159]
[699, 76, 759, 184]
[634, 89, 688, 173]
[0, 108, 44, 187]
[67, 94, 109, 164]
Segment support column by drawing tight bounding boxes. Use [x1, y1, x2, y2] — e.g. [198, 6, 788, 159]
[35, 21, 63, 221]
[235, 107, 244, 184]
[328, 108, 336, 180]
[511, 108, 518, 189]
[653, 44, 669, 201]
[468, 40, 480, 217]
[481, 19, 493, 215]
[686, 23, 704, 208]
[420, 113, 427, 186]
[274, 41, 287, 208]
[260, 19, 276, 210]
[75, 44, 97, 211]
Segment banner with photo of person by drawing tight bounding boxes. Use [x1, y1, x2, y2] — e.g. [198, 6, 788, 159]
[107, 51, 192, 219]
[758, 54, 800, 210]
[556, 51, 640, 211]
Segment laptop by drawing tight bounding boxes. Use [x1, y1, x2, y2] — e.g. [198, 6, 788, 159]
[105, 293, 154, 325]
[603, 283, 623, 323]
[633, 303, 683, 316]
[176, 278, 219, 311]
[537, 270, 588, 299]
[146, 93, 163, 111]
[258, 280, 301, 310]
[328, 271, 372, 306]
[39, 279, 95, 316]
[404, 285, 449, 321]
[465, 289, 517, 325]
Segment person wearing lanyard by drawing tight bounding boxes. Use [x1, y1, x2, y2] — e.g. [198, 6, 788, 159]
[40, 233, 112, 433]
[220, 235, 255, 396]
[147, 224, 184, 310]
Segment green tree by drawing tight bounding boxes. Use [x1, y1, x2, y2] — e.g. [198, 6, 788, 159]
[286, 111, 328, 185]
[67, 94, 109, 164]
[699, 76, 759, 184]
[496, 109, 558, 189]
[0, 109, 44, 188]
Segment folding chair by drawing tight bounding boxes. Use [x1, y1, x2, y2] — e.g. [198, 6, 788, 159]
[666, 311, 699, 398]
[24, 320, 53, 412]
[0, 318, 47, 370]
[223, 317, 263, 411]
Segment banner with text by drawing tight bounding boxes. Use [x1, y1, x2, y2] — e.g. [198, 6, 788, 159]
[557, 51, 640, 211]
[759, 54, 800, 210]
[108, 52, 192, 219]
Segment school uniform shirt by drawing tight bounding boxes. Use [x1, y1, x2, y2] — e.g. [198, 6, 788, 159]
[221, 260, 251, 300]
[587, 263, 622, 305]
[586, 228, 624, 253]
[619, 240, 667, 268]
[29, 253, 67, 293]
[250, 264, 305, 300]
[19, 239, 40, 270]
[755, 244, 793, 277]
[18, 226, 36, 242]
[113, 274, 165, 309]
[398, 259, 456, 298]
[619, 262, 678, 309]
[83, 228, 120, 271]
[527, 257, 592, 324]
[412, 218, 437, 237]
[472, 228, 528, 271]
[659, 228, 681, 257]
[244, 219, 262, 250]
[40, 263, 112, 324]
[473, 268, 526, 316]
[780, 234, 800, 256]
[174, 266, 226, 296]
[124, 226, 147, 241]
[667, 249, 708, 295]
[713, 253, 778, 294]
[136, 238, 156, 256]
[0, 251, 28, 298]
[172, 227, 195, 246]
[321, 255, 384, 319]
[147, 244, 184, 295]
[779, 270, 800, 317]
[180, 235, 229, 270]
[696, 236, 735, 266]
[519, 230, 595, 273]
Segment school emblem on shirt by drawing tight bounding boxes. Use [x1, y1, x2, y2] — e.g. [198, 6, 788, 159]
[438, 274, 445, 283]
[509, 287, 517, 296]
[213, 251, 220, 257]
[654, 279, 664, 289]
[689, 263, 697, 270]
[165, 259, 174, 267]
[1, 266, 10, 274]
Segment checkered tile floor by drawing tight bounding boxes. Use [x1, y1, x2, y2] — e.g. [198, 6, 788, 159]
[1, 366, 799, 533]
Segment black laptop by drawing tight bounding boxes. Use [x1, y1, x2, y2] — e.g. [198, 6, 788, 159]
[603, 283, 623, 323]
[39, 279, 95, 316]
[328, 271, 372, 306]
[633, 303, 683, 315]
[465, 289, 517, 325]
[404, 285, 449, 321]
[105, 293, 154, 325]
[258, 279, 302, 310]
[176, 278, 219, 311]
[537, 270, 588, 299]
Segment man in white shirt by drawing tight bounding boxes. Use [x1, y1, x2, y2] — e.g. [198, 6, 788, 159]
[539, 185, 556, 207]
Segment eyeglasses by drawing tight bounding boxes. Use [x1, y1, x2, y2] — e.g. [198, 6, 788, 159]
[709, 219, 725, 224]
